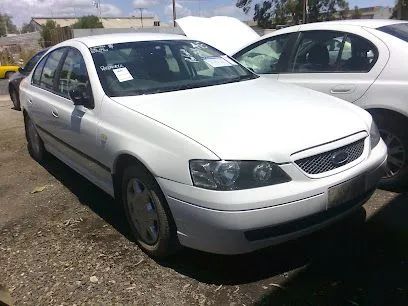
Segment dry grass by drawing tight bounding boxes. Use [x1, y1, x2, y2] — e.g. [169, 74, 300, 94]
[0, 49, 38, 66]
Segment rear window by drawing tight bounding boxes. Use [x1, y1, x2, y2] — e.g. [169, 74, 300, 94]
[378, 23, 408, 42]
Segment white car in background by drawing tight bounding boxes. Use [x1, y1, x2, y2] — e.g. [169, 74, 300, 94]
[20, 33, 386, 258]
[178, 17, 408, 188]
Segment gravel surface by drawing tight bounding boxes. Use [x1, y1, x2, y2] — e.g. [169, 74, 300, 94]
[0, 79, 9, 96]
[0, 95, 407, 305]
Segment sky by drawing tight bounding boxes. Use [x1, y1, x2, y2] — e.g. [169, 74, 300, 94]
[0, 0, 396, 27]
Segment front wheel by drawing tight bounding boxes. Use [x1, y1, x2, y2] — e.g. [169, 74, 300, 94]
[121, 164, 179, 258]
[24, 114, 46, 162]
[376, 115, 408, 188]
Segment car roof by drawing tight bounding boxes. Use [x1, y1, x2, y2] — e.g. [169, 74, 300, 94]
[70, 33, 187, 48]
[263, 19, 408, 38]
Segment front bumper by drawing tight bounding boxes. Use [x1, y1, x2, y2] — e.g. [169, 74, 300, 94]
[158, 139, 387, 254]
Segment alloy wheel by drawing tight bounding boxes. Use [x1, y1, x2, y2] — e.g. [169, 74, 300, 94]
[380, 129, 406, 178]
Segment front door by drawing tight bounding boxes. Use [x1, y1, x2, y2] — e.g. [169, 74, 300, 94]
[234, 33, 298, 81]
[49, 47, 109, 187]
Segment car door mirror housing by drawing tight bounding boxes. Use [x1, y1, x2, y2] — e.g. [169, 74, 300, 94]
[18, 67, 24, 73]
[68, 84, 93, 108]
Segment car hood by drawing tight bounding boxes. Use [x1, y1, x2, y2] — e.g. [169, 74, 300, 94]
[176, 16, 260, 55]
[111, 78, 370, 163]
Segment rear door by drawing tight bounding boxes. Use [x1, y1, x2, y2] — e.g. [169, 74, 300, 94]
[278, 25, 389, 102]
[26, 48, 67, 133]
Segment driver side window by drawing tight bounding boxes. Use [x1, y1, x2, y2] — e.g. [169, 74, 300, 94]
[234, 34, 292, 74]
[57, 48, 93, 107]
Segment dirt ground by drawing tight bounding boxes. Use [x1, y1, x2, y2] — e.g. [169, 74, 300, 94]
[0, 81, 407, 305]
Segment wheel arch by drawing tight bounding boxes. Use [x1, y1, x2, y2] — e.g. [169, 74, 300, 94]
[366, 108, 408, 124]
[112, 153, 156, 200]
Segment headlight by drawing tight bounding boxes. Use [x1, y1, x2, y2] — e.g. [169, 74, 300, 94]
[189, 160, 291, 190]
[370, 121, 381, 149]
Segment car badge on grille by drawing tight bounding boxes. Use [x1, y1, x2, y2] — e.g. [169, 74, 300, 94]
[331, 151, 349, 166]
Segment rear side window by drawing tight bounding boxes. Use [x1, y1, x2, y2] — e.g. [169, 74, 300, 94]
[24, 51, 46, 74]
[38, 48, 66, 91]
[339, 34, 377, 72]
[32, 56, 47, 85]
[378, 23, 408, 42]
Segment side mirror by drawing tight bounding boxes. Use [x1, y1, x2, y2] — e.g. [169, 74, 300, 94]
[68, 84, 93, 108]
[18, 67, 24, 73]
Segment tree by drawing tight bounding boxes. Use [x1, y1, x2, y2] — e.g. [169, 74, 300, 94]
[351, 5, 361, 19]
[0, 14, 18, 36]
[236, 0, 350, 27]
[390, 0, 408, 20]
[72, 15, 103, 29]
[21, 22, 36, 33]
[253, 1, 274, 28]
[317, 0, 349, 21]
[285, 0, 303, 25]
[338, 3, 350, 19]
[41, 20, 59, 47]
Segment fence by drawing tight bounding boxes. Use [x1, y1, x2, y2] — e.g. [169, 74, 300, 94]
[45, 27, 73, 47]
[72, 27, 184, 38]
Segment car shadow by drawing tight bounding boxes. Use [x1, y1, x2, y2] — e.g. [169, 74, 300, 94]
[39, 155, 408, 304]
[252, 192, 408, 305]
[40, 154, 399, 287]
[40, 155, 134, 241]
[158, 207, 368, 285]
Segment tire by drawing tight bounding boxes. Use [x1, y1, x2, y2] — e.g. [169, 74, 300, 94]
[5, 71, 14, 79]
[10, 87, 20, 110]
[24, 114, 46, 162]
[375, 115, 408, 188]
[121, 164, 179, 258]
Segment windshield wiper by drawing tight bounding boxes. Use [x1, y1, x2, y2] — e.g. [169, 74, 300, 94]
[217, 74, 258, 85]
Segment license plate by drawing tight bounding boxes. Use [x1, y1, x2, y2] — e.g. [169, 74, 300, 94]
[328, 175, 365, 208]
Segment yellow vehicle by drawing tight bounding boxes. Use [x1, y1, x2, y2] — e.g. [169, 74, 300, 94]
[0, 65, 19, 79]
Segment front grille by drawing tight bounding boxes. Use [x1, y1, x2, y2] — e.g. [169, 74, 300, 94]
[295, 138, 365, 175]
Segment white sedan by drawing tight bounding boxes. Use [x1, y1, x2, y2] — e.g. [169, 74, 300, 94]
[20, 33, 387, 258]
[178, 17, 408, 188]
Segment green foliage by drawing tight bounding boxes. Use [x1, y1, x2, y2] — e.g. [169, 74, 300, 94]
[236, 0, 350, 28]
[390, 0, 408, 20]
[254, 1, 274, 28]
[72, 15, 103, 29]
[41, 20, 59, 47]
[0, 14, 18, 36]
[351, 5, 361, 19]
[21, 23, 36, 33]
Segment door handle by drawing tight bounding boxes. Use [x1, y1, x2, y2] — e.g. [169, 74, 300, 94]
[330, 85, 356, 94]
[27, 99, 32, 104]
[51, 110, 59, 118]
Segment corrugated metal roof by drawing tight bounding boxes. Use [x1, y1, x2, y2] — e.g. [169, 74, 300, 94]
[32, 17, 158, 29]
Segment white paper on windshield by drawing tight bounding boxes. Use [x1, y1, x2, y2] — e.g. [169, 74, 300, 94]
[113, 67, 134, 82]
[222, 55, 238, 65]
[204, 57, 232, 68]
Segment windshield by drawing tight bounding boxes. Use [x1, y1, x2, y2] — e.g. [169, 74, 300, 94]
[378, 23, 408, 42]
[90, 40, 257, 97]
